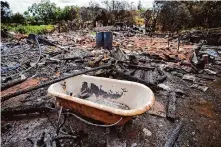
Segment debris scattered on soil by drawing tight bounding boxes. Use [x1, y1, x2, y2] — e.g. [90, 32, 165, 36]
[190, 84, 209, 92]
[143, 128, 152, 137]
[1, 28, 221, 147]
[148, 100, 167, 118]
[182, 74, 196, 82]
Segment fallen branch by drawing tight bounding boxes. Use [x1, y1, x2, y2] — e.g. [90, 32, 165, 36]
[164, 120, 183, 147]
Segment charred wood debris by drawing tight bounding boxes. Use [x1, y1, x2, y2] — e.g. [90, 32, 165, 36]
[1, 28, 221, 147]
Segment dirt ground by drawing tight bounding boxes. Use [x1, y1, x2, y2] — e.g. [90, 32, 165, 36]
[1, 33, 221, 147]
[2, 74, 221, 147]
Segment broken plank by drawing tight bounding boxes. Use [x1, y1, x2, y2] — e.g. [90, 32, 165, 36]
[167, 92, 176, 120]
[1, 78, 27, 91]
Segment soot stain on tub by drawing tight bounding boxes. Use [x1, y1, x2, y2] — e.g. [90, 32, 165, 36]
[74, 82, 130, 110]
[76, 82, 127, 99]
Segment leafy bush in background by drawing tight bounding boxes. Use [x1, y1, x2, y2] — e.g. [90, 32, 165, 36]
[1, 0, 221, 33]
[1, 24, 54, 34]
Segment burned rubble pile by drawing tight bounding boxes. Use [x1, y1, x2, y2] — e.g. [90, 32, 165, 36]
[1, 30, 221, 147]
[180, 27, 221, 45]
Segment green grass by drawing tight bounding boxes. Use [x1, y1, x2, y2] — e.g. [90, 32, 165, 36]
[1, 24, 55, 34]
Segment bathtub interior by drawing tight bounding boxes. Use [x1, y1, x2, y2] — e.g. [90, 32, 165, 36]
[50, 75, 154, 110]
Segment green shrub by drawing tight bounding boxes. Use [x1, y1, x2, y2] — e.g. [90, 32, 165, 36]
[1, 24, 55, 34]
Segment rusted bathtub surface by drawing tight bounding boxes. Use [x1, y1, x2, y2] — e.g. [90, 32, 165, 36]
[48, 75, 155, 125]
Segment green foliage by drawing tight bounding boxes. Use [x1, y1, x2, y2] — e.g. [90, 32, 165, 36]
[154, 1, 221, 32]
[157, 1, 192, 32]
[28, 0, 57, 24]
[24, 0, 79, 25]
[2, 24, 54, 34]
[2, 0, 221, 33]
[1, 1, 12, 23]
[201, 1, 221, 28]
[56, 6, 78, 21]
[10, 13, 25, 24]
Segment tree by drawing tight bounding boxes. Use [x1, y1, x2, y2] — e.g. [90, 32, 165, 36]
[157, 1, 192, 32]
[184, 1, 221, 28]
[100, 0, 135, 25]
[57, 6, 78, 22]
[1, 1, 12, 23]
[89, 0, 102, 21]
[11, 13, 25, 24]
[182, 1, 204, 28]
[28, 0, 57, 24]
[201, 1, 221, 28]
[78, 7, 92, 22]
[23, 10, 38, 25]
[154, 1, 221, 31]
[95, 9, 108, 26]
[137, 0, 142, 10]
